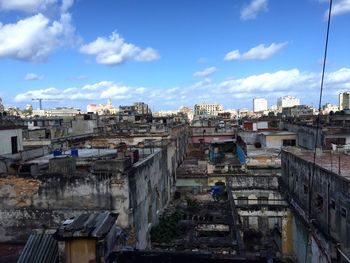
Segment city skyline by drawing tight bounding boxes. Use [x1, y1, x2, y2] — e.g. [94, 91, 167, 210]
[1, 0, 350, 111]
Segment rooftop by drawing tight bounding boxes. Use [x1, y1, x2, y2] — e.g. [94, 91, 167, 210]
[55, 212, 118, 239]
[283, 147, 350, 180]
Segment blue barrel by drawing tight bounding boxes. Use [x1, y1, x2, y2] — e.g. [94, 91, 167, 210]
[71, 149, 79, 156]
[53, 149, 62, 157]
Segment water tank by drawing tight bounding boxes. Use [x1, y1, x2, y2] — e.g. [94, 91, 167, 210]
[53, 149, 62, 157]
[71, 149, 79, 157]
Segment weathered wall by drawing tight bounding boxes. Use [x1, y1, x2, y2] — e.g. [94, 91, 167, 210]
[281, 150, 350, 260]
[0, 128, 189, 247]
[230, 175, 280, 190]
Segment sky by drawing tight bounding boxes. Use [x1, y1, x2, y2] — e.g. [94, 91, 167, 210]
[0, 0, 350, 111]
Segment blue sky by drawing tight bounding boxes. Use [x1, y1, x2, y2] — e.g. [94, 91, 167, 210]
[0, 0, 350, 111]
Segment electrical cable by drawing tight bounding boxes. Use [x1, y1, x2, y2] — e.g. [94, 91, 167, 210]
[305, 0, 333, 262]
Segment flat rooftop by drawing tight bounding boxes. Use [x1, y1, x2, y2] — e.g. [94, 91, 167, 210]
[284, 147, 350, 180]
[259, 131, 296, 136]
[25, 148, 118, 165]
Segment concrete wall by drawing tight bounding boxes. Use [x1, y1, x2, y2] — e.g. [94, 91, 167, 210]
[0, 129, 23, 155]
[0, 130, 189, 248]
[230, 175, 279, 190]
[282, 150, 350, 260]
[260, 134, 297, 149]
[70, 119, 97, 135]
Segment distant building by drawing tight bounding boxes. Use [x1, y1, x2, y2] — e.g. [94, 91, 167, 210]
[87, 98, 119, 114]
[32, 107, 81, 117]
[0, 97, 4, 114]
[178, 106, 194, 121]
[277, 96, 300, 108]
[133, 102, 151, 115]
[253, 97, 268, 112]
[282, 105, 315, 117]
[194, 102, 223, 116]
[322, 103, 338, 114]
[339, 92, 350, 111]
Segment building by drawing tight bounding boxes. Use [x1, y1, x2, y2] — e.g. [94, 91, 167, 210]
[282, 105, 316, 117]
[0, 97, 4, 114]
[339, 91, 350, 111]
[322, 103, 339, 114]
[258, 131, 297, 149]
[282, 147, 350, 262]
[133, 102, 151, 115]
[87, 98, 119, 115]
[277, 96, 300, 108]
[32, 107, 81, 117]
[194, 102, 223, 116]
[0, 122, 24, 155]
[253, 97, 268, 112]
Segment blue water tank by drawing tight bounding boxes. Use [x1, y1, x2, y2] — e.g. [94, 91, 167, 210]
[71, 149, 79, 156]
[53, 149, 62, 157]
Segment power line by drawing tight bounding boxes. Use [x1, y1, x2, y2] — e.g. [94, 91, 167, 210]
[305, 0, 333, 262]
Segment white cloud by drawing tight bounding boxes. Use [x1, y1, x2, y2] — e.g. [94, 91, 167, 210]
[241, 0, 268, 21]
[80, 32, 160, 66]
[24, 73, 44, 80]
[14, 68, 350, 110]
[326, 0, 350, 17]
[224, 42, 287, 61]
[61, 0, 74, 13]
[135, 47, 160, 61]
[224, 50, 240, 61]
[14, 81, 143, 102]
[193, 67, 217, 77]
[0, 13, 77, 62]
[0, 0, 56, 13]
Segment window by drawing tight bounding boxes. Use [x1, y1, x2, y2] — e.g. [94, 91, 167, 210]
[315, 194, 323, 209]
[258, 197, 268, 205]
[341, 207, 347, 218]
[237, 197, 248, 205]
[283, 139, 296, 146]
[303, 184, 309, 194]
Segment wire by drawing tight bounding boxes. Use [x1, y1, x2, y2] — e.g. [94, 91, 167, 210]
[305, 1, 333, 262]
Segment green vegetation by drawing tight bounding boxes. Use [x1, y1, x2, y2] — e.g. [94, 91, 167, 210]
[150, 211, 183, 243]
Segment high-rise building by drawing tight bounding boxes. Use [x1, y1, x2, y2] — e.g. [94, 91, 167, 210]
[339, 92, 350, 111]
[253, 97, 268, 112]
[277, 96, 300, 108]
[134, 102, 151, 115]
[194, 102, 223, 116]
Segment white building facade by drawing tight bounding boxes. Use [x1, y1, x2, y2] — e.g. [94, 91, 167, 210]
[277, 96, 300, 108]
[253, 97, 268, 112]
[194, 103, 223, 116]
[339, 92, 350, 111]
[0, 128, 23, 155]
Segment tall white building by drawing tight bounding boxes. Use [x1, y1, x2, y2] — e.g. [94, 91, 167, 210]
[277, 96, 300, 108]
[253, 97, 268, 112]
[194, 102, 223, 116]
[339, 92, 350, 111]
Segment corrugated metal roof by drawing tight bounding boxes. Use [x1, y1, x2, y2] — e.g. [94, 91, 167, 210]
[17, 231, 58, 263]
[55, 212, 118, 240]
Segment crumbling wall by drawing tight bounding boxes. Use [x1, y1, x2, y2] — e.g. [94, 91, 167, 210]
[281, 150, 350, 261]
[230, 175, 279, 190]
[0, 173, 126, 242]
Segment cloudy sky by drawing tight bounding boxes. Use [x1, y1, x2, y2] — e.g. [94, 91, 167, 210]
[0, 0, 350, 111]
